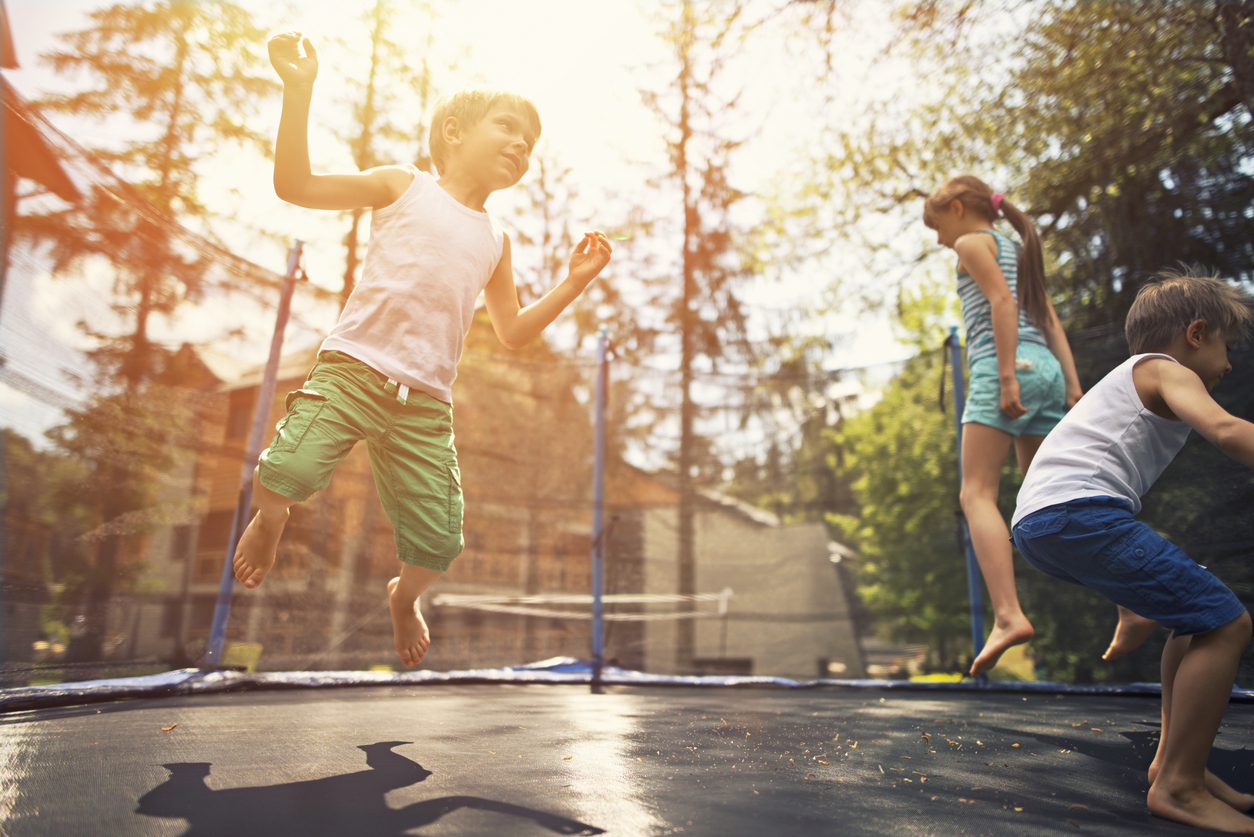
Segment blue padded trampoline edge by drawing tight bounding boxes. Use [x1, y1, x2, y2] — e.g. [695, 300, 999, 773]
[6, 659, 1249, 713]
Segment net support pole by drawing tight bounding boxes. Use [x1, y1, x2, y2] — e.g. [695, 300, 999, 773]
[590, 325, 609, 692]
[946, 326, 987, 675]
[204, 240, 304, 669]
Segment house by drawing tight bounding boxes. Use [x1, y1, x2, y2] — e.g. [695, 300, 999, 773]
[60, 311, 865, 680]
[600, 467, 865, 679]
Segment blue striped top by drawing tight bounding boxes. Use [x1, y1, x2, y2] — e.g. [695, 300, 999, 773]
[957, 228, 1047, 366]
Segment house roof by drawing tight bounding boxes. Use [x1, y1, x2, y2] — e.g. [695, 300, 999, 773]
[221, 343, 321, 392]
[197, 345, 810, 529]
[1, 1, 16, 70]
[3, 78, 82, 204]
[614, 462, 787, 527]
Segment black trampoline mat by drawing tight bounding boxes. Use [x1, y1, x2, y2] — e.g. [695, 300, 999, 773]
[2, 684, 1251, 836]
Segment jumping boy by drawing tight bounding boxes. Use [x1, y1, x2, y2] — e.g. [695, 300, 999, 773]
[232, 32, 613, 669]
[1011, 268, 1254, 832]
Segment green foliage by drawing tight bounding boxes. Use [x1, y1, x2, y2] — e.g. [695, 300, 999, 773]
[832, 350, 973, 670]
[763, 0, 1254, 683]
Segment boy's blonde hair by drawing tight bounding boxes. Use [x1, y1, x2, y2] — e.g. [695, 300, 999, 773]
[428, 87, 541, 176]
[1125, 266, 1254, 354]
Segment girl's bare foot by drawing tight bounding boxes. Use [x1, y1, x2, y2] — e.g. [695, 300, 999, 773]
[232, 509, 288, 589]
[1148, 781, 1254, 832]
[1150, 763, 1254, 813]
[388, 577, 430, 669]
[1103, 607, 1159, 660]
[970, 616, 1034, 676]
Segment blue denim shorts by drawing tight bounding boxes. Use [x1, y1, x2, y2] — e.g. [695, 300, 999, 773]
[964, 342, 1065, 437]
[1012, 496, 1246, 636]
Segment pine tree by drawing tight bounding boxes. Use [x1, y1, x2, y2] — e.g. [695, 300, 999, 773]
[638, 0, 759, 671]
[330, 0, 441, 309]
[16, 1, 276, 660]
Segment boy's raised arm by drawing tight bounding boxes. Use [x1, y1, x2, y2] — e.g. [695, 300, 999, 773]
[483, 231, 612, 350]
[1158, 361, 1254, 469]
[270, 32, 410, 211]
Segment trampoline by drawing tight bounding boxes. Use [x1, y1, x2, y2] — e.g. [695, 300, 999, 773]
[4, 668, 1254, 836]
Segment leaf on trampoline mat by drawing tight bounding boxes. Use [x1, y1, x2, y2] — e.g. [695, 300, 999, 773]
[161, 723, 178, 731]
[1068, 804, 1088, 811]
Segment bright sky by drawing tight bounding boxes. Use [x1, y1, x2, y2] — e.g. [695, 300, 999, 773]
[3, 0, 925, 454]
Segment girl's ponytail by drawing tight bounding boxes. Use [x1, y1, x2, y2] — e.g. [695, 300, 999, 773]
[923, 175, 1051, 329]
[996, 197, 1050, 329]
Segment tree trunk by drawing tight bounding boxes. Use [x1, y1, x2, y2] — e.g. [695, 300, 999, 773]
[675, 4, 698, 674]
[1220, 1, 1254, 112]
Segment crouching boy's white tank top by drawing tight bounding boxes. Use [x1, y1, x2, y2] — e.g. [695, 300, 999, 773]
[321, 167, 505, 404]
[1012, 353, 1193, 526]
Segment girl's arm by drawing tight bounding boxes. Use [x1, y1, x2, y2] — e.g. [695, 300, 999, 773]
[1039, 297, 1083, 408]
[954, 234, 1025, 418]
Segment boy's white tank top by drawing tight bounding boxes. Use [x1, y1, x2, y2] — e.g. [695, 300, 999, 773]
[1011, 353, 1193, 525]
[320, 167, 504, 404]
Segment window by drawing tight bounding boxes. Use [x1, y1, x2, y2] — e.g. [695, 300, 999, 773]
[226, 389, 257, 439]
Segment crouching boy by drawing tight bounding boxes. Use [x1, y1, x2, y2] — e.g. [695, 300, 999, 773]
[1012, 268, 1254, 832]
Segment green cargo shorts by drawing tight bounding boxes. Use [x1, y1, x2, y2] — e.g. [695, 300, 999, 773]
[257, 351, 463, 571]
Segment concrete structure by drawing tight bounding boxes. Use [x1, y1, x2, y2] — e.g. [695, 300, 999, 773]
[601, 470, 864, 680]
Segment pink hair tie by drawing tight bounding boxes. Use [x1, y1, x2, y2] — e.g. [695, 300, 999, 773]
[990, 192, 1004, 212]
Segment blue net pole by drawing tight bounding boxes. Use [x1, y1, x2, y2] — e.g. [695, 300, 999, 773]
[204, 241, 304, 669]
[946, 326, 987, 670]
[590, 326, 608, 690]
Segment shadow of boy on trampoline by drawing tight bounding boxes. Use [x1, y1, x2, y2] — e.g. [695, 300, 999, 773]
[135, 740, 604, 836]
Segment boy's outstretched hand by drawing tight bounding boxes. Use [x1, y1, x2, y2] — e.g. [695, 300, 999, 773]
[569, 231, 613, 290]
[268, 32, 318, 87]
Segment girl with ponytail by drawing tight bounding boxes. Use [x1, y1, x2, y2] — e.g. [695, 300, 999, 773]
[923, 175, 1098, 676]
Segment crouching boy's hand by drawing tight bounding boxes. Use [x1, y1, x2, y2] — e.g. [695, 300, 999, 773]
[568, 231, 613, 291]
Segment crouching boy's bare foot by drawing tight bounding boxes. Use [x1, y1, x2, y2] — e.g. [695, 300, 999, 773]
[1103, 606, 1159, 661]
[1148, 780, 1254, 832]
[1149, 763, 1254, 814]
[388, 577, 431, 668]
[232, 508, 289, 589]
[970, 616, 1034, 677]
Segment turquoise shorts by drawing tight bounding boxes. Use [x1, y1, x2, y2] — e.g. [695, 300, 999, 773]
[963, 341, 1065, 437]
[257, 351, 463, 572]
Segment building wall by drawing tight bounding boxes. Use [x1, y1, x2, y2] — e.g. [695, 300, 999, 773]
[639, 505, 864, 679]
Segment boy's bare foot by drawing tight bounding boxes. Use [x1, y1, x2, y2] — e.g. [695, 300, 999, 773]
[388, 577, 430, 669]
[232, 509, 288, 589]
[969, 616, 1034, 677]
[1150, 764, 1254, 813]
[1103, 607, 1159, 660]
[1148, 781, 1254, 832]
